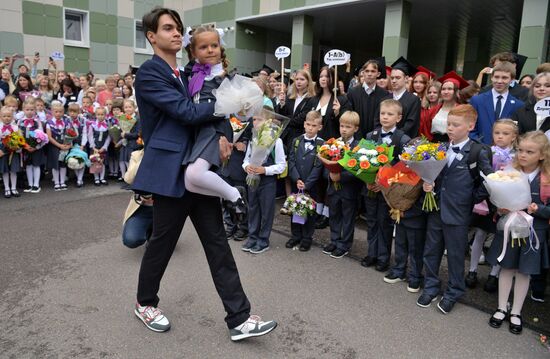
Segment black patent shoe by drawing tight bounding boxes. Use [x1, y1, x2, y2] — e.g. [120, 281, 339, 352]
[465, 271, 478, 288]
[509, 314, 522, 335]
[489, 309, 507, 328]
[285, 238, 300, 248]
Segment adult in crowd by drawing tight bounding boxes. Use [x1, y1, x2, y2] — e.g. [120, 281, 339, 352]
[347, 58, 389, 138]
[513, 72, 550, 134]
[37, 73, 54, 107]
[57, 78, 79, 109]
[12, 73, 37, 106]
[519, 74, 534, 89]
[419, 81, 441, 139]
[131, 6, 277, 340]
[77, 73, 91, 104]
[477, 52, 529, 102]
[309, 66, 350, 140]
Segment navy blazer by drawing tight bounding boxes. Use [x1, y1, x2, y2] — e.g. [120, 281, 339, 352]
[470, 90, 524, 144]
[288, 134, 324, 193]
[365, 128, 411, 165]
[132, 55, 219, 197]
[434, 140, 493, 226]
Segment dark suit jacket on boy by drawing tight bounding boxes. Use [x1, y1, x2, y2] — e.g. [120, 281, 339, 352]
[288, 134, 325, 196]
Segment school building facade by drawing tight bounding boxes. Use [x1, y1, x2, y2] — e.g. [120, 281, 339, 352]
[0, 0, 548, 79]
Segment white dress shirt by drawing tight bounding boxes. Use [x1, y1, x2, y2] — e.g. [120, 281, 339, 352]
[491, 88, 509, 116]
[446, 138, 470, 166]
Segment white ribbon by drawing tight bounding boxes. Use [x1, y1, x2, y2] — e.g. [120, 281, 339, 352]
[182, 26, 226, 47]
[497, 211, 540, 262]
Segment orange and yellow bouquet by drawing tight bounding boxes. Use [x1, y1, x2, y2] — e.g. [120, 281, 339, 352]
[2, 131, 27, 165]
[339, 139, 394, 185]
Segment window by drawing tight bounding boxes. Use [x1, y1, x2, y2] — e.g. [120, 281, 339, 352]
[134, 20, 153, 54]
[63, 8, 89, 47]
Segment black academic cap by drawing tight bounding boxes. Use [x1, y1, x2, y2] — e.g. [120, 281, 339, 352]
[252, 64, 274, 76]
[511, 53, 527, 78]
[390, 56, 417, 76]
[241, 73, 253, 78]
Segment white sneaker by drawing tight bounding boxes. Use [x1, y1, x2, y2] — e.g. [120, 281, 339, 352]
[134, 303, 171, 332]
[229, 315, 277, 341]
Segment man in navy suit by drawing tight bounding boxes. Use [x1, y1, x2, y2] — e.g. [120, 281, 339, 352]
[470, 62, 524, 144]
[132, 7, 276, 341]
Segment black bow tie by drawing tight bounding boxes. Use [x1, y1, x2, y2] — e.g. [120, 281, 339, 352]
[380, 132, 393, 138]
[451, 146, 460, 153]
[304, 139, 315, 144]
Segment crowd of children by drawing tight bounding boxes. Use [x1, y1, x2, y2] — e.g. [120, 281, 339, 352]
[0, 93, 140, 196]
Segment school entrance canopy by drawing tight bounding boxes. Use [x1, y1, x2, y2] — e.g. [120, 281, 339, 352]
[233, 0, 548, 80]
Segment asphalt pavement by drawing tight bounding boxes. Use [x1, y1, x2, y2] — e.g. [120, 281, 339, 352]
[0, 184, 548, 358]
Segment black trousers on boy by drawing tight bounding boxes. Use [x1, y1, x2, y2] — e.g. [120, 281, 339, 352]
[137, 191, 251, 329]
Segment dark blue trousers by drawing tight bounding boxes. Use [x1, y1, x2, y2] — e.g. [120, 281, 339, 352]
[422, 212, 469, 302]
[364, 193, 394, 264]
[390, 224, 426, 282]
[290, 216, 316, 246]
[246, 179, 276, 248]
[329, 193, 358, 251]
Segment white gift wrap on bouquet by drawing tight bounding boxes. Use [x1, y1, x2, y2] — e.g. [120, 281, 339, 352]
[482, 171, 531, 211]
[212, 75, 264, 117]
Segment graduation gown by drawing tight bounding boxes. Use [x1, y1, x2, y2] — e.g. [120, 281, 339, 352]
[347, 85, 389, 138]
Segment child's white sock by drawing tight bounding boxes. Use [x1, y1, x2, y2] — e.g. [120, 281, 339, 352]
[100, 166, 105, 180]
[316, 203, 324, 215]
[59, 167, 67, 185]
[33, 166, 41, 187]
[51, 169, 60, 186]
[2, 173, 10, 191]
[185, 158, 240, 201]
[511, 272, 530, 324]
[490, 265, 501, 277]
[9, 172, 17, 190]
[322, 206, 329, 218]
[495, 269, 514, 320]
[26, 166, 34, 187]
[75, 168, 84, 183]
[470, 228, 486, 272]
[119, 161, 127, 178]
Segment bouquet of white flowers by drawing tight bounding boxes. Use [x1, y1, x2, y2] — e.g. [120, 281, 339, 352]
[213, 75, 264, 118]
[246, 109, 289, 188]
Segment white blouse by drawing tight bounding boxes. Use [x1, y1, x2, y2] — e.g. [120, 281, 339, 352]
[431, 108, 450, 135]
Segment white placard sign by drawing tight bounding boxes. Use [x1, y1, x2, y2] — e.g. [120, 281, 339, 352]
[50, 51, 65, 61]
[275, 46, 291, 60]
[324, 49, 347, 68]
[534, 97, 550, 117]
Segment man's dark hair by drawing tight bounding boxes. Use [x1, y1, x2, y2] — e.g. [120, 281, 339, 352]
[142, 7, 183, 43]
[18, 64, 28, 70]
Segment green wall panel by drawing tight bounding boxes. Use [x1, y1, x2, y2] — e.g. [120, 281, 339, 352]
[235, 23, 266, 52]
[89, 0, 114, 14]
[280, 0, 306, 11]
[183, 8, 202, 27]
[235, 0, 254, 18]
[63, 0, 89, 10]
[64, 45, 89, 74]
[0, 32, 24, 58]
[134, 0, 163, 20]
[106, 15, 118, 45]
[90, 12, 107, 43]
[22, 1, 63, 38]
[118, 17, 134, 47]
[202, 0, 235, 23]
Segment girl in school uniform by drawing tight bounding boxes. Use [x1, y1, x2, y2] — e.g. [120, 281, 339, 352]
[116, 99, 139, 182]
[180, 26, 246, 213]
[467, 119, 518, 290]
[486, 131, 550, 334]
[87, 107, 111, 185]
[67, 102, 86, 187]
[0, 106, 22, 198]
[46, 102, 71, 190]
[18, 98, 45, 193]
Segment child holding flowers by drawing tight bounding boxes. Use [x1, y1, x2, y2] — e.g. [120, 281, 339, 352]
[285, 111, 325, 251]
[467, 119, 518, 291]
[322, 111, 363, 259]
[67, 102, 86, 187]
[87, 107, 111, 185]
[18, 97, 46, 193]
[116, 99, 140, 183]
[486, 131, 550, 334]
[46, 102, 72, 190]
[361, 99, 410, 272]
[0, 106, 24, 198]
[416, 104, 493, 314]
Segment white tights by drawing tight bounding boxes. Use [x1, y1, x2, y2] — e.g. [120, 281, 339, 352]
[2, 172, 17, 190]
[74, 168, 85, 184]
[25, 165, 41, 187]
[51, 167, 67, 186]
[119, 161, 128, 178]
[94, 166, 106, 181]
[185, 158, 240, 201]
[493, 269, 530, 325]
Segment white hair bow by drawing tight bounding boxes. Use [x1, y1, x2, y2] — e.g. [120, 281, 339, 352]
[182, 26, 226, 47]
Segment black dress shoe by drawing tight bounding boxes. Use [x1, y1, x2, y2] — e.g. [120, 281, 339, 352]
[465, 271, 478, 288]
[299, 243, 311, 252]
[509, 314, 522, 334]
[484, 275, 498, 293]
[489, 309, 507, 328]
[361, 256, 377, 267]
[375, 262, 389, 272]
[285, 238, 300, 248]
[315, 216, 329, 229]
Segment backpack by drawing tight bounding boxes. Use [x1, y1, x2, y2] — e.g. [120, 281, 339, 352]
[467, 139, 493, 186]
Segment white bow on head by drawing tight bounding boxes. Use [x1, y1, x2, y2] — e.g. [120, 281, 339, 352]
[182, 26, 226, 47]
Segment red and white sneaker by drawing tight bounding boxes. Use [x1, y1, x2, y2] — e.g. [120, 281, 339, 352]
[134, 303, 171, 332]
